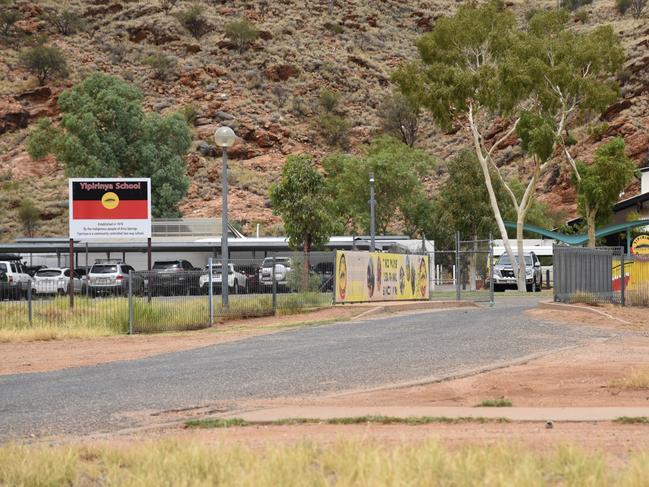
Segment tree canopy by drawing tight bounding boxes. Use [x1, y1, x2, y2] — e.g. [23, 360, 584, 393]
[269, 155, 334, 254]
[394, 1, 623, 289]
[573, 138, 636, 247]
[322, 135, 435, 236]
[27, 73, 191, 217]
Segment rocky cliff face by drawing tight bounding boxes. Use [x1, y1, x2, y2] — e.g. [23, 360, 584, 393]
[0, 0, 647, 240]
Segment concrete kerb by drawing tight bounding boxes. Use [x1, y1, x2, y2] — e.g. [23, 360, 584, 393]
[538, 300, 632, 325]
[344, 300, 478, 321]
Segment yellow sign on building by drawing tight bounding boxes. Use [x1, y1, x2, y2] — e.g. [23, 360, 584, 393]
[335, 251, 429, 303]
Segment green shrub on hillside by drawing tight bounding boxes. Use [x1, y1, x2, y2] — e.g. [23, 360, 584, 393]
[0, 7, 21, 37]
[559, 0, 593, 11]
[144, 53, 177, 80]
[224, 18, 259, 54]
[19, 44, 68, 85]
[616, 0, 632, 14]
[316, 113, 351, 148]
[176, 4, 210, 39]
[44, 8, 84, 36]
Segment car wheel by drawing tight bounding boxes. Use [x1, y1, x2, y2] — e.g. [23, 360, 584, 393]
[233, 280, 239, 294]
[58, 288, 66, 296]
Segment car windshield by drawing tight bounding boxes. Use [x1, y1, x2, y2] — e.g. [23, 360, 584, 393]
[91, 265, 118, 274]
[153, 262, 180, 269]
[36, 269, 63, 278]
[497, 255, 533, 266]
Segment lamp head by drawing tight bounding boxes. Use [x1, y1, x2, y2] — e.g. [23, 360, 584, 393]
[214, 126, 236, 148]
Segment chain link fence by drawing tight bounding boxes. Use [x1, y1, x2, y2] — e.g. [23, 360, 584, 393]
[432, 233, 494, 304]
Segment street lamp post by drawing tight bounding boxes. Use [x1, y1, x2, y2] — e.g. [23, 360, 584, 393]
[369, 172, 376, 252]
[214, 126, 236, 309]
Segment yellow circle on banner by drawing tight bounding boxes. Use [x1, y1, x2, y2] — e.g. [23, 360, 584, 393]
[101, 192, 120, 210]
[631, 235, 649, 259]
[338, 254, 347, 301]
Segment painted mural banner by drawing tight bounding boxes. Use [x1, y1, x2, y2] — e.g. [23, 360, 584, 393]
[69, 178, 152, 239]
[335, 251, 429, 303]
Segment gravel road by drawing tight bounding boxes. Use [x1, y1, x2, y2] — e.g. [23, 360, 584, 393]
[0, 298, 611, 439]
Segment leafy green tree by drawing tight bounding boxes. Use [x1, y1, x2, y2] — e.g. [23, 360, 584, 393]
[323, 135, 435, 236]
[18, 199, 40, 237]
[572, 138, 635, 247]
[27, 73, 191, 217]
[19, 44, 68, 85]
[270, 155, 334, 285]
[224, 18, 258, 54]
[394, 3, 623, 290]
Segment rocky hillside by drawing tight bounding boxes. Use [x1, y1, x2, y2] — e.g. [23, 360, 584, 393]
[0, 0, 647, 241]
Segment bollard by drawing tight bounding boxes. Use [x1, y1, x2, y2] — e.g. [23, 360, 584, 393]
[27, 280, 32, 326]
[208, 257, 214, 325]
[128, 270, 133, 335]
[272, 256, 277, 312]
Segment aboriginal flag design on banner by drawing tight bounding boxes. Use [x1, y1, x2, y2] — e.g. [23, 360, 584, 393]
[71, 181, 149, 220]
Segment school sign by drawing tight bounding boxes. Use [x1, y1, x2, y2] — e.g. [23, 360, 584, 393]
[69, 178, 151, 239]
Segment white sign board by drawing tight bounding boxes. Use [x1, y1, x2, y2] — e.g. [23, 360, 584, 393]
[69, 178, 152, 239]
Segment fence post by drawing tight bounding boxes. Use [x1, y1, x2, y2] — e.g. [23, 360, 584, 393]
[128, 270, 133, 335]
[27, 280, 32, 326]
[455, 231, 461, 301]
[489, 233, 494, 307]
[332, 252, 337, 304]
[272, 256, 277, 312]
[208, 257, 214, 325]
[621, 250, 626, 307]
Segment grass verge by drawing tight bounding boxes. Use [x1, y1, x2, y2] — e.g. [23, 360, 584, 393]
[184, 415, 512, 429]
[1, 440, 647, 486]
[477, 398, 513, 407]
[0, 292, 332, 342]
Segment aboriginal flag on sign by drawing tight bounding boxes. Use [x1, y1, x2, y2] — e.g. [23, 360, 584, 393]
[71, 181, 149, 220]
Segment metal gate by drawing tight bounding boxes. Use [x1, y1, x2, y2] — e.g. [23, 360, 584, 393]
[432, 233, 494, 304]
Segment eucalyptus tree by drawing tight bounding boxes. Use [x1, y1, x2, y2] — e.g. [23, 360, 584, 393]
[394, 2, 623, 290]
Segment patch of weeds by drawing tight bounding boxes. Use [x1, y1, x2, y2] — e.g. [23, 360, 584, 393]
[185, 418, 249, 429]
[615, 417, 649, 424]
[610, 369, 649, 390]
[477, 398, 513, 407]
[185, 415, 511, 429]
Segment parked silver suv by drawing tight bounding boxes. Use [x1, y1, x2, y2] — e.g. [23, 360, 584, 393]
[87, 261, 139, 296]
[490, 252, 542, 292]
[259, 257, 292, 291]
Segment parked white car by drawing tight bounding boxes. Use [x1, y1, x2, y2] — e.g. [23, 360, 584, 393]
[32, 268, 84, 295]
[200, 263, 247, 294]
[259, 257, 292, 290]
[0, 255, 31, 298]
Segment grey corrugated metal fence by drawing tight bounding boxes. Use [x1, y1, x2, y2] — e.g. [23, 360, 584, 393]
[553, 245, 623, 304]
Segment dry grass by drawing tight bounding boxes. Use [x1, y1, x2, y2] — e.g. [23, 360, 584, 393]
[610, 369, 649, 390]
[0, 293, 332, 342]
[1, 439, 648, 486]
